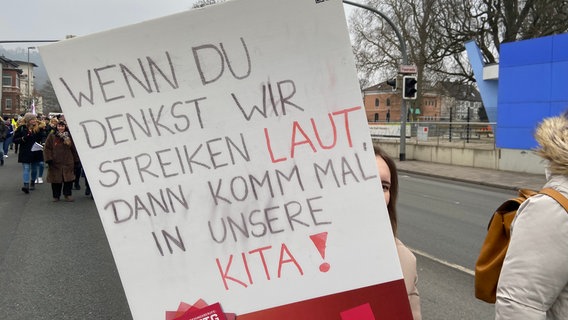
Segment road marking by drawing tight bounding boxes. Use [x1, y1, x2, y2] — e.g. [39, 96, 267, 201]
[410, 247, 475, 276]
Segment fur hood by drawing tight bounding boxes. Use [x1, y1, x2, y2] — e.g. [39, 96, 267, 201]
[535, 111, 568, 175]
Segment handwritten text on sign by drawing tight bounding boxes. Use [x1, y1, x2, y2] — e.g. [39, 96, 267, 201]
[39, 0, 402, 318]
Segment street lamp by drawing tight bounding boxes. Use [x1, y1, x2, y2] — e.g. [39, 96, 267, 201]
[27, 46, 35, 113]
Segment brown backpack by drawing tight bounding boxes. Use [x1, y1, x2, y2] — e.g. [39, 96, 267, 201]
[474, 188, 568, 303]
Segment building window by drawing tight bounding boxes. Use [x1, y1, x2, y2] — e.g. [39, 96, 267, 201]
[5, 98, 12, 110]
[426, 100, 436, 107]
[375, 98, 379, 107]
[2, 74, 12, 86]
[374, 113, 379, 122]
[386, 98, 391, 106]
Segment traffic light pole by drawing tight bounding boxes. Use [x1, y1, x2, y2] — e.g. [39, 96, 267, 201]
[343, 0, 409, 160]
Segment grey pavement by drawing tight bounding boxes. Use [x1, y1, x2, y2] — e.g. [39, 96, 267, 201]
[0, 151, 132, 320]
[394, 159, 548, 192]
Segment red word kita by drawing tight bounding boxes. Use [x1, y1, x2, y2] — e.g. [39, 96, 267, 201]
[216, 243, 303, 290]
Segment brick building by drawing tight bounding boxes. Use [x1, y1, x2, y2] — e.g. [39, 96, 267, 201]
[1, 56, 22, 118]
[1, 56, 40, 119]
[363, 80, 483, 123]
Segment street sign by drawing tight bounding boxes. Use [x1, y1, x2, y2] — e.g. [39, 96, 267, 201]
[399, 64, 417, 74]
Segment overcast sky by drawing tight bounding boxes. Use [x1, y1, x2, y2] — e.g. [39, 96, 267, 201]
[1, 0, 354, 51]
[0, 0, 200, 50]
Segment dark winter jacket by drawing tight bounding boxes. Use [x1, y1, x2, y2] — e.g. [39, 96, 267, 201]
[0, 123, 6, 142]
[12, 125, 45, 163]
[5, 123, 14, 138]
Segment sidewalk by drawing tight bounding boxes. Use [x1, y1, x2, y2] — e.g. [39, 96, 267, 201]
[2, 151, 547, 193]
[1, 145, 547, 194]
[394, 159, 547, 191]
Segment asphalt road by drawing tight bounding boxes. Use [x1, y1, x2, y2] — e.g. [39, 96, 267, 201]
[397, 172, 516, 320]
[0, 155, 131, 319]
[0, 154, 506, 319]
[398, 172, 517, 269]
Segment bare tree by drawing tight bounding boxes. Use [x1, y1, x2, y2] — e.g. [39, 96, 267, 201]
[498, 0, 568, 48]
[192, 0, 223, 9]
[39, 80, 61, 114]
[431, 0, 568, 85]
[350, 0, 568, 86]
[349, 0, 441, 116]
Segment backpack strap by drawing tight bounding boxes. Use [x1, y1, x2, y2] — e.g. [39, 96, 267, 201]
[539, 188, 568, 212]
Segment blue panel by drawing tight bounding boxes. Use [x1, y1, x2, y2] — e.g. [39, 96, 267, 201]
[478, 32, 568, 150]
[499, 64, 551, 103]
[552, 33, 568, 62]
[550, 61, 568, 101]
[464, 40, 499, 123]
[550, 102, 568, 116]
[496, 127, 538, 150]
[500, 36, 553, 67]
[497, 102, 551, 127]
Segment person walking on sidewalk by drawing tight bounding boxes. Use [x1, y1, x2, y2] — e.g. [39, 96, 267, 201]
[36, 118, 49, 184]
[73, 160, 82, 191]
[3, 117, 14, 161]
[495, 110, 568, 319]
[13, 116, 23, 155]
[12, 113, 45, 193]
[0, 116, 7, 166]
[43, 120, 79, 202]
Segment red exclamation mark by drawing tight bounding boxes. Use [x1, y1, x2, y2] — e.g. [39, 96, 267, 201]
[310, 232, 330, 272]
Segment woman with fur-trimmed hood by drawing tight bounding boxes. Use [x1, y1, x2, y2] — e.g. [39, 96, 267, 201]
[496, 110, 568, 319]
[43, 121, 79, 202]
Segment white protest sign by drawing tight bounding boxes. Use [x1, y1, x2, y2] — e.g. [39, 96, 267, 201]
[39, 0, 411, 319]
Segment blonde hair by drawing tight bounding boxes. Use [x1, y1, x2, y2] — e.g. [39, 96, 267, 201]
[23, 113, 36, 123]
[23, 113, 40, 133]
[535, 110, 568, 175]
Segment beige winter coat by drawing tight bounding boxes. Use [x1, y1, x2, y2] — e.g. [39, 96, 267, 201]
[496, 114, 568, 320]
[396, 238, 421, 320]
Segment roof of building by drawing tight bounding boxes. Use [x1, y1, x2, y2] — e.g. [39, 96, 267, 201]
[12, 60, 39, 68]
[363, 81, 393, 92]
[434, 81, 481, 101]
[0, 55, 21, 69]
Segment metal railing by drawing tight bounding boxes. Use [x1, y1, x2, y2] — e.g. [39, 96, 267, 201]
[369, 121, 496, 149]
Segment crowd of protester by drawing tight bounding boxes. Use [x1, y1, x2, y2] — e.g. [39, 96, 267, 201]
[1, 113, 90, 201]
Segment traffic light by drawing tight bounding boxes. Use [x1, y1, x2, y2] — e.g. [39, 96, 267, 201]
[386, 78, 397, 90]
[403, 75, 417, 100]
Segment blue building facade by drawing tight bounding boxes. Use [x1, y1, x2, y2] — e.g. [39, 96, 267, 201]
[498, 33, 568, 149]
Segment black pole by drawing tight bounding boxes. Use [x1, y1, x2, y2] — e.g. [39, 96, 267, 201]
[466, 108, 471, 143]
[343, 0, 409, 161]
[0, 40, 59, 44]
[449, 107, 453, 142]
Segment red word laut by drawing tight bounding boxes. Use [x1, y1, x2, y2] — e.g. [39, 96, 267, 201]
[264, 106, 361, 163]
